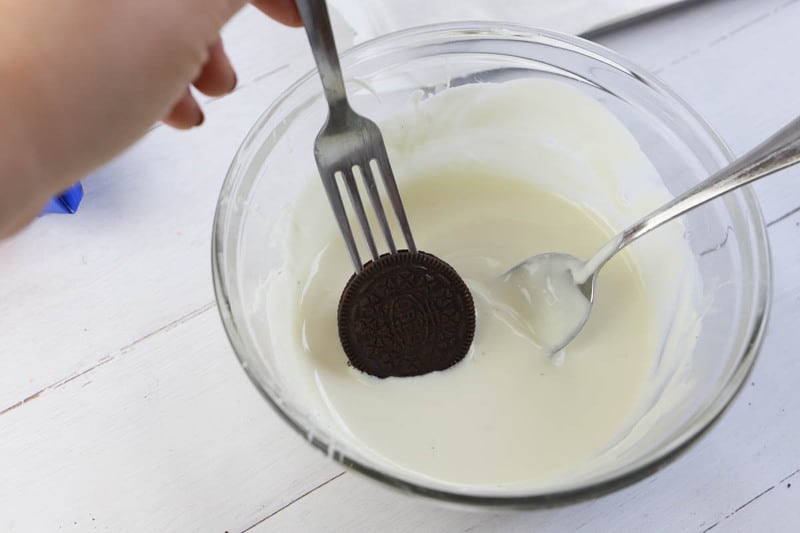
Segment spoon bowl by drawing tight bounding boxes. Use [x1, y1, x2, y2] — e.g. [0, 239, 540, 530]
[501, 252, 595, 353]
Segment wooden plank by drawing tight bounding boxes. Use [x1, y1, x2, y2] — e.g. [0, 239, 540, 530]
[0, 309, 342, 531]
[709, 470, 800, 532]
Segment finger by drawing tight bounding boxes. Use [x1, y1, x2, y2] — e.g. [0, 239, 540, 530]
[162, 89, 204, 129]
[193, 40, 237, 97]
[251, 0, 302, 27]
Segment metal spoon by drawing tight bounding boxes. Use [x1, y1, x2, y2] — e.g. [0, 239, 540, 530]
[506, 116, 800, 353]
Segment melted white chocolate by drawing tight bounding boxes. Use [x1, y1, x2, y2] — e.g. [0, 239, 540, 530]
[259, 79, 703, 491]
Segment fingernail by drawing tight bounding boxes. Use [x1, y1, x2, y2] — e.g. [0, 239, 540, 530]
[195, 109, 205, 127]
[230, 71, 238, 92]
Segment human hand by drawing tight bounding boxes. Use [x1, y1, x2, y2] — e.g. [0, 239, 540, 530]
[163, 1, 301, 129]
[0, 0, 300, 237]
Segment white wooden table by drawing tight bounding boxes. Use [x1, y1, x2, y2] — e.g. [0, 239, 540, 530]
[2, 0, 799, 530]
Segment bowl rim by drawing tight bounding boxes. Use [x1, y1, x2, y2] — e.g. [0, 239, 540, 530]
[211, 21, 772, 507]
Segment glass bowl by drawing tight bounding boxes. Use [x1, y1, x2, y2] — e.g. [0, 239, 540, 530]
[212, 22, 770, 507]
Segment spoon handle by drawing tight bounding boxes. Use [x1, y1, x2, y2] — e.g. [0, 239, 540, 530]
[604, 116, 800, 266]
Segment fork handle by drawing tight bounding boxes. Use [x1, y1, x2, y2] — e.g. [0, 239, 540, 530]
[296, 0, 348, 111]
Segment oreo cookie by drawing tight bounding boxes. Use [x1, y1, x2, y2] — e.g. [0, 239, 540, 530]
[337, 250, 475, 378]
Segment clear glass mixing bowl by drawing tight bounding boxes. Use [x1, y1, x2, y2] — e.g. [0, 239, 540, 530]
[212, 23, 770, 507]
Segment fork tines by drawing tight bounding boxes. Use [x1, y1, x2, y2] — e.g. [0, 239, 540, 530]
[321, 151, 416, 272]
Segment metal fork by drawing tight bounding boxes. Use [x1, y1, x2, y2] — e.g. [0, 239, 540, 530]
[296, 0, 416, 271]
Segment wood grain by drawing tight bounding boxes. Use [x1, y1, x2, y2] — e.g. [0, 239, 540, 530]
[0, 309, 342, 531]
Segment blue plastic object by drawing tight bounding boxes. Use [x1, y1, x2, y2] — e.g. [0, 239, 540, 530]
[40, 183, 83, 215]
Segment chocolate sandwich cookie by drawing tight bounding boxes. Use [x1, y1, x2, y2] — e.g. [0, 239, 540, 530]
[337, 250, 475, 378]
